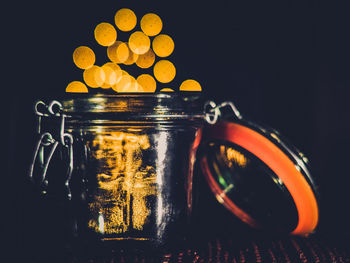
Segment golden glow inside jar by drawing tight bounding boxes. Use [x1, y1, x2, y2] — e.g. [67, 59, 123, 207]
[88, 131, 155, 234]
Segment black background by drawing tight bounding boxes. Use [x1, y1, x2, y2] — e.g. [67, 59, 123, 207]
[6, 0, 350, 260]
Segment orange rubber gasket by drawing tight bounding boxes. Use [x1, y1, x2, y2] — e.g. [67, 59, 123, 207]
[203, 121, 319, 235]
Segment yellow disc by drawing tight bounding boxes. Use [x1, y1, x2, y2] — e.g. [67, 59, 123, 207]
[107, 41, 129, 63]
[100, 82, 111, 89]
[117, 70, 129, 80]
[160, 88, 174, 92]
[179, 79, 202, 91]
[107, 42, 119, 62]
[114, 8, 137, 32]
[73, 46, 95, 69]
[136, 48, 155, 68]
[120, 76, 144, 92]
[152, 34, 174, 57]
[128, 31, 150, 55]
[137, 74, 157, 92]
[101, 64, 117, 86]
[123, 45, 139, 65]
[112, 72, 131, 92]
[94, 22, 117, 47]
[65, 81, 88, 93]
[83, 65, 106, 88]
[103, 62, 122, 82]
[153, 60, 176, 83]
[128, 82, 144, 93]
[140, 13, 163, 36]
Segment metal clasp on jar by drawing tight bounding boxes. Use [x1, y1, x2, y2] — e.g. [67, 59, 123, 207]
[204, 101, 242, 124]
[28, 100, 74, 200]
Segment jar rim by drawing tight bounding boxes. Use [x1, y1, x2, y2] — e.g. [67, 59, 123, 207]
[60, 92, 206, 123]
[61, 92, 203, 100]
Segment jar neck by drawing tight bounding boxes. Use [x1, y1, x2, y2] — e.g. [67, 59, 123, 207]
[60, 93, 206, 124]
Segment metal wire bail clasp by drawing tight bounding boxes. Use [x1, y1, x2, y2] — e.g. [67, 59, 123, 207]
[204, 100, 242, 124]
[29, 100, 74, 200]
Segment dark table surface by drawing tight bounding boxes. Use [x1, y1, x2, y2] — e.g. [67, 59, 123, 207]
[17, 234, 349, 263]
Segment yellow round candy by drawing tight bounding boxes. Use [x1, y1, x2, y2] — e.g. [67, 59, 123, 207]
[179, 79, 202, 91]
[160, 88, 174, 92]
[137, 74, 157, 92]
[118, 70, 129, 79]
[103, 62, 122, 82]
[101, 64, 117, 86]
[153, 60, 176, 83]
[121, 76, 144, 92]
[73, 46, 95, 69]
[107, 41, 129, 63]
[112, 71, 131, 92]
[94, 22, 117, 47]
[140, 13, 163, 36]
[152, 34, 174, 57]
[136, 48, 155, 69]
[100, 82, 111, 89]
[114, 8, 137, 32]
[83, 65, 105, 88]
[130, 82, 144, 93]
[66, 81, 88, 93]
[123, 45, 139, 65]
[128, 31, 150, 55]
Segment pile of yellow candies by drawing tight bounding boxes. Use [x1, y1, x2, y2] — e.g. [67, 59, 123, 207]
[66, 8, 202, 93]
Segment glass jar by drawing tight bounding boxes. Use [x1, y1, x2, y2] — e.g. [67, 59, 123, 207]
[29, 94, 320, 252]
[30, 93, 204, 249]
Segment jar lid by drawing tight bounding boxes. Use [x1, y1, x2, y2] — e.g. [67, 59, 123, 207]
[199, 118, 319, 235]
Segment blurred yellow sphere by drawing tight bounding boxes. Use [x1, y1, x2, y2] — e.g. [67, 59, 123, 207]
[118, 70, 129, 78]
[101, 64, 117, 86]
[66, 81, 88, 93]
[136, 48, 155, 69]
[73, 46, 95, 69]
[100, 82, 111, 89]
[153, 60, 176, 83]
[112, 71, 131, 92]
[123, 45, 139, 65]
[128, 31, 150, 55]
[83, 65, 105, 88]
[103, 62, 122, 82]
[129, 82, 144, 93]
[121, 76, 144, 92]
[152, 34, 174, 57]
[137, 74, 157, 92]
[140, 13, 163, 36]
[179, 79, 202, 91]
[160, 88, 174, 92]
[94, 22, 117, 47]
[107, 41, 129, 63]
[114, 8, 137, 32]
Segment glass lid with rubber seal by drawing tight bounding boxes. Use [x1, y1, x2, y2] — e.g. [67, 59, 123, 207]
[199, 101, 319, 235]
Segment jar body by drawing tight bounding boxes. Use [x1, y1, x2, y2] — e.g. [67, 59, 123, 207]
[69, 124, 201, 247]
[37, 94, 205, 249]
